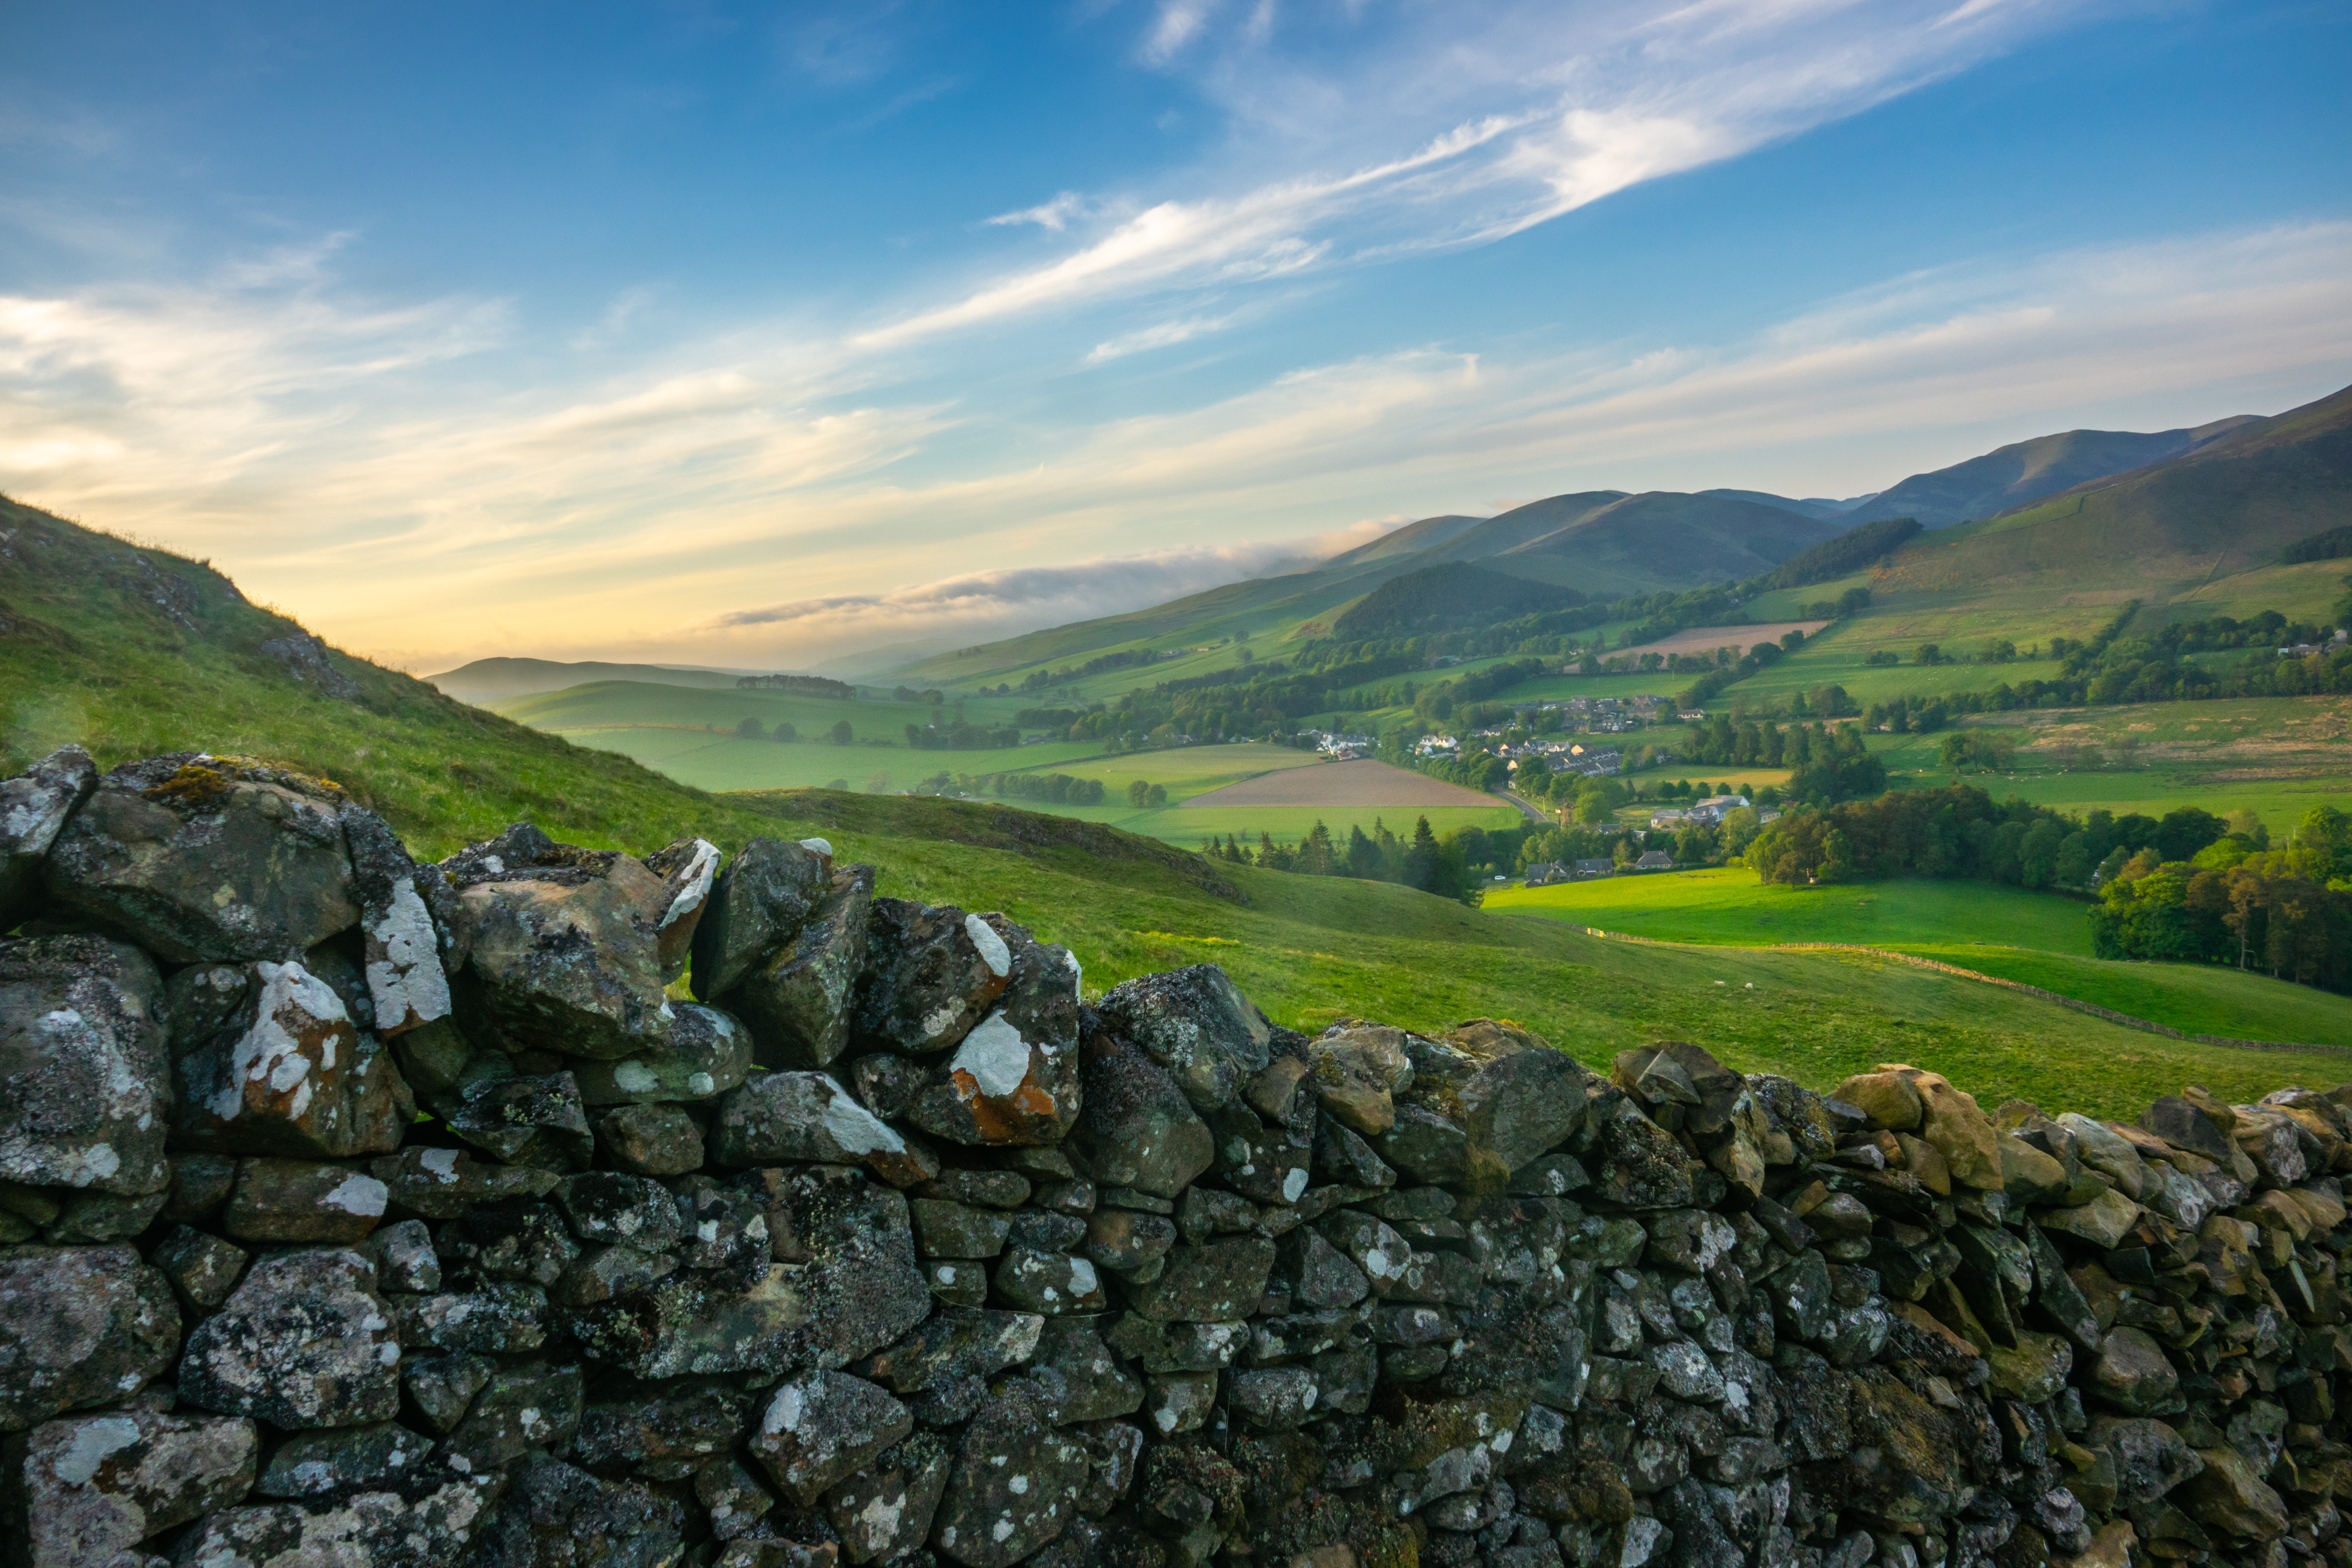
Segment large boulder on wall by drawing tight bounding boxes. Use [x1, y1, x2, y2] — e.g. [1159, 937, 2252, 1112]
[436, 823, 676, 1060]
[0, 935, 173, 1197]
[43, 755, 360, 963]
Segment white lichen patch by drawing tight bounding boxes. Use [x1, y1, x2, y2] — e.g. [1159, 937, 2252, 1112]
[322, 1174, 388, 1216]
[658, 839, 720, 930]
[365, 876, 452, 1030]
[950, 1013, 1032, 1099]
[818, 1086, 908, 1156]
[964, 914, 1011, 978]
[52, 1415, 142, 1485]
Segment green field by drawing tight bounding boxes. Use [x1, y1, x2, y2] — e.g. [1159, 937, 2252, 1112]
[5, 496, 2347, 1118]
[1489, 868, 2096, 954]
[1488, 867, 2352, 1048]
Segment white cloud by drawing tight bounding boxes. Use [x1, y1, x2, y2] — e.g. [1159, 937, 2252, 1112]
[1085, 310, 1241, 362]
[986, 193, 1088, 231]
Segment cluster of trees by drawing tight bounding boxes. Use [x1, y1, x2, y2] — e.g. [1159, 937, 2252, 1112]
[1754, 518, 1921, 591]
[734, 674, 854, 698]
[904, 718, 1022, 750]
[966, 771, 1110, 805]
[733, 717, 797, 742]
[1203, 815, 1486, 903]
[2091, 807, 2352, 994]
[1020, 647, 1167, 691]
[892, 686, 946, 704]
[1125, 779, 1169, 808]
[1745, 785, 2236, 894]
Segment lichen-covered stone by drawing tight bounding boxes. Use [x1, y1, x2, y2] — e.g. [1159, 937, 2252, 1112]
[570, 1000, 752, 1106]
[1130, 1235, 1276, 1322]
[690, 836, 827, 1001]
[724, 863, 873, 1070]
[594, 1102, 705, 1175]
[464, 1453, 681, 1568]
[750, 1369, 912, 1506]
[906, 916, 1082, 1147]
[0, 746, 95, 928]
[931, 1378, 1090, 1567]
[1096, 963, 1270, 1112]
[151, 1223, 250, 1311]
[340, 804, 453, 1037]
[438, 823, 675, 1060]
[855, 898, 1013, 1055]
[5, 1410, 257, 1568]
[178, 1248, 401, 1430]
[43, 755, 358, 963]
[167, 1473, 505, 1568]
[713, 1069, 934, 1186]
[0, 935, 170, 1197]
[254, 1421, 432, 1498]
[168, 959, 411, 1158]
[0, 1245, 179, 1430]
[220, 1156, 389, 1243]
[443, 1071, 595, 1172]
[444, 1361, 585, 1474]
[572, 1378, 754, 1482]
[1072, 1034, 1213, 1198]
[822, 1430, 952, 1565]
[643, 835, 720, 983]
[370, 1143, 560, 1218]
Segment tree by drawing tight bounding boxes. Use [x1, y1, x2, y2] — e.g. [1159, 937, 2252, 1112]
[1146, 784, 1168, 807]
[828, 719, 854, 745]
[737, 716, 765, 738]
[1127, 778, 1152, 808]
[1403, 817, 1444, 893]
[863, 769, 892, 793]
[773, 721, 796, 743]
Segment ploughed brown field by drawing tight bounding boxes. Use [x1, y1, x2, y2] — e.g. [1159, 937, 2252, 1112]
[1611, 619, 1829, 662]
[1180, 757, 1499, 808]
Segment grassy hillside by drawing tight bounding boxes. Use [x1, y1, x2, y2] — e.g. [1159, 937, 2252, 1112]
[1852, 416, 2257, 528]
[430, 657, 750, 703]
[3, 494, 2342, 1112]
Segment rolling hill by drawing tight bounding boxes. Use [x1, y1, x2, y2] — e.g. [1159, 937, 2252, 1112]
[429, 656, 754, 703]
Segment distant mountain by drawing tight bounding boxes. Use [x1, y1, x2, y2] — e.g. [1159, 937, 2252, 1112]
[1697, 489, 1865, 521]
[1314, 514, 1494, 572]
[1880, 384, 2352, 597]
[429, 657, 750, 703]
[1851, 416, 2263, 528]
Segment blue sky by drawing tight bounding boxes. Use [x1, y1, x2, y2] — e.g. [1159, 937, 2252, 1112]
[2, 0, 2347, 671]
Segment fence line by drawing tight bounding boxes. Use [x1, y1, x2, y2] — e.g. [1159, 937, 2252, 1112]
[1577, 928, 2352, 1058]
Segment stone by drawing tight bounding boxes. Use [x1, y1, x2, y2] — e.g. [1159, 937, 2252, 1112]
[221, 1157, 388, 1243]
[907, 917, 1083, 1147]
[443, 1071, 595, 1172]
[1308, 1026, 1412, 1136]
[0, 746, 95, 928]
[713, 1069, 934, 1186]
[167, 1473, 506, 1568]
[1097, 963, 1271, 1112]
[2037, 1186, 2144, 1249]
[0, 1246, 179, 1431]
[464, 1453, 682, 1568]
[337, 807, 455, 1041]
[554, 1171, 686, 1250]
[993, 1245, 1106, 1314]
[691, 837, 827, 1001]
[370, 1143, 559, 1218]
[400, 1351, 493, 1435]
[572, 1378, 755, 1482]
[1378, 1103, 1475, 1186]
[855, 898, 1014, 1055]
[1282, 1225, 1370, 1310]
[750, 1370, 913, 1506]
[168, 958, 411, 1158]
[931, 1378, 1090, 1567]
[43, 755, 358, 963]
[1320, 1209, 1412, 1295]
[1984, 1329, 2073, 1403]
[1207, 1102, 1313, 1206]
[178, 1248, 401, 1430]
[443, 1361, 585, 1473]
[2141, 1094, 2235, 1164]
[254, 1421, 434, 1497]
[0, 936, 170, 1197]
[438, 823, 675, 1060]
[1247, 1056, 1316, 1127]
[694, 1454, 774, 1542]
[1831, 1071, 1923, 1132]
[1999, 1133, 2071, 1204]
[2086, 1327, 2180, 1416]
[2178, 1445, 2289, 1539]
[1229, 1367, 1319, 1429]
[595, 1102, 705, 1175]
[164, 1152, 238, 1220]
[1082, 1207, 1176, 1274]
[725, 864, 872, 1071]
[821, 1430, 952, 1565]
[1026, 1317, 1144, 1425]
[1072, 1034, 1214, 1197]
[2087, 1417, 2203, 1506]
[151, 1223, 250, 1311]
[4, 1410, 256, 1568]
[1889, 1066, 2004, 1191]
[569, 1001, 752, 1105]
[1591, 1102, 1701, 1209]
[641, 836, 720, 983]
[1130, 1235, 1277, 1321]
[859, 1308, 1045, 1399]
[2055, 1114, 2148, 1198]
[913, 1198, 1014, 1258]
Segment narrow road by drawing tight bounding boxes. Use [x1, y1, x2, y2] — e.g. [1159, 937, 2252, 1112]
[1498, 790, 1551, 824]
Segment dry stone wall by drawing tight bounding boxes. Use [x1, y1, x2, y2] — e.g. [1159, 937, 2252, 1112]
[0, 747, 2346, 1568]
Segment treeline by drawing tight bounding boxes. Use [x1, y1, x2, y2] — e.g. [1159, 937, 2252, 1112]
[735, 674, 854, 698]
[961, 771, 1110, 805]
[1203, 816, 1486, 903]
[1754, 518, 1920, 591]
[2092, 810, 2352, 994]
[903, 719, 1022, 751]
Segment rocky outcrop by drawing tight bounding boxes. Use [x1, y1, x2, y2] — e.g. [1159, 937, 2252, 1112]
[0, 745, 2346, 1568]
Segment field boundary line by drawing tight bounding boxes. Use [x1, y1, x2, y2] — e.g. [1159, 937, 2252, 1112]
[1575, 927, 2352, 1057]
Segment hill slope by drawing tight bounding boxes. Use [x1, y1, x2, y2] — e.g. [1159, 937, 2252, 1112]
[1851, 414, 2263, 527]
[0, 493, 2337, 1114]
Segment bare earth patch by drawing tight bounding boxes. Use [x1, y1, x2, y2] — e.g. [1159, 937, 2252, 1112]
[1610, 621, 1830, 662]
[1181, 758, 1500, 808]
